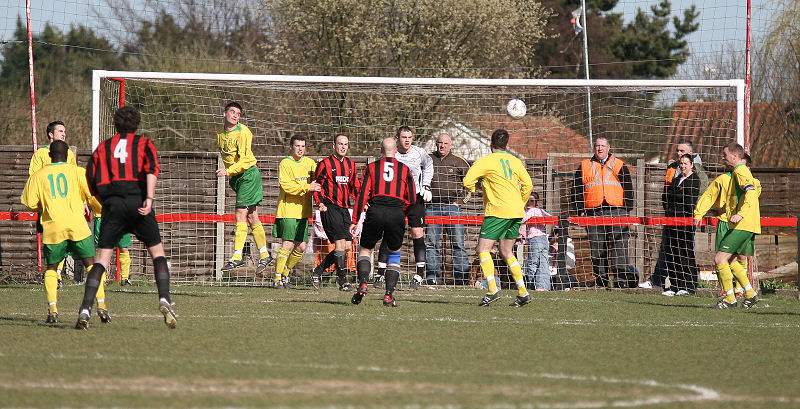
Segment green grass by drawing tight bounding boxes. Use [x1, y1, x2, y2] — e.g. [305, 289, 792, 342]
[1, 283, 800, 408]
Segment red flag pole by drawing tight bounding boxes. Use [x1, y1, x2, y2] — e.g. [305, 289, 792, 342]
[26, 0, 42, 277]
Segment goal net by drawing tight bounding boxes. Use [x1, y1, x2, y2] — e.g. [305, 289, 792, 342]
[91, 71, 744, 289]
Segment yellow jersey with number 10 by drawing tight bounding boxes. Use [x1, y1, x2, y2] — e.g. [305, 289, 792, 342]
[21, 162, 101, 244]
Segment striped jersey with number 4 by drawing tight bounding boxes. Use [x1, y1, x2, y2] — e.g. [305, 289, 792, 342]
[86, 133, 160, 200]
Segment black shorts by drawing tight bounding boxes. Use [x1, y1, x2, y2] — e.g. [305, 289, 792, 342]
[406, 195, 426, 228]
[98, 196, 162, 249]
[320, 203, 352, 241]
[359, 205, 406, 251]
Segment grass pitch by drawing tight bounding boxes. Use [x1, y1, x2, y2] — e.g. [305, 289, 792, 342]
[1, 283, 800, 408]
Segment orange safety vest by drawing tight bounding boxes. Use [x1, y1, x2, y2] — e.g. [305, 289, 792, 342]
[665, 164, 678, 185]
[581, 155, 625, 208]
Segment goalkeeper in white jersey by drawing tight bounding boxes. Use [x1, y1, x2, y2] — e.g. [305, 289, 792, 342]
[375, 126, 434, 290]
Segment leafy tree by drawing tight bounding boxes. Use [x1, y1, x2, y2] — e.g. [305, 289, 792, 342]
[263, 0, 551, 78]
[534, 0, 699, 79]
[0, 18, 121, 94]
[0, 18, 121, 146]
[102, 0, 270, 71]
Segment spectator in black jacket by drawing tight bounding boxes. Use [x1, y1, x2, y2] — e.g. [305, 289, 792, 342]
[662, 154, 701, 295]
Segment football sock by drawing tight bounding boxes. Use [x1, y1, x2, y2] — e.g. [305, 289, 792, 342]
[375, 262, 386, 278]
[505, 256, 529, 297]
[356, 256, 371, 285]
[231, 222, 248, 261]
[385, 265, 400, 295]
[274, 248, 290, 281]
[716, 263, 736, 303]
[56, 259, 64, 281]
[153, 256, 171, 303]
[250, 222, 270, 259]
[334, 250, 347, 278]
[118, 251, 131, 280]
[286, 249, 304, 270]
[80, 263, 105, 312]
[377, 242, 388, 277]
[479, 252, 498, 294]
[96, 270, 107, 310]
[413, 237, 426, 277]
[730, 260, 756, 298]
[318, 250, 336, 273]
[44, 269, 58, 314]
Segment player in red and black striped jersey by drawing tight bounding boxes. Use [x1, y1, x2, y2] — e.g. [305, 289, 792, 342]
[86, 134, 159, 199]
[75, 106, 177, 330]
[349, 138, 415, 307]
[311, 134, 362, 289]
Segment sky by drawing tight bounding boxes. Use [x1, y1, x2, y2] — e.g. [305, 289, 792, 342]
[0, 0, 774, 70]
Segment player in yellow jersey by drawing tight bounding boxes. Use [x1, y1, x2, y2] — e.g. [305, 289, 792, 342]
[272, 134, 321, 288]
[463, 129, 533, 307]
[215, 102, 274, 275]
[21, 140, 108, 324]
[28, 121, 77, 175]
[695, 143, 761, 308]
[93, 210, 133, 286]
[29, 121, 78, 287]
[694, 154, 761, 299]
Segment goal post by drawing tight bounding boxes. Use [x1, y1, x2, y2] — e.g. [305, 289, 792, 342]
[90, 70, 745, 288]
[93, 71, 745, 149]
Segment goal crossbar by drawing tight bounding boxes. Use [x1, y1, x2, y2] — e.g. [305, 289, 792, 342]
[92, 69, 745, 149]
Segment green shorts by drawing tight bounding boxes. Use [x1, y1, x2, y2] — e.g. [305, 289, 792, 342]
[273, 218, 309, 243]
[43, 236, 95, 265]
[94, 218, 131, 248]
[230, 166, 264, 208]
[479, 216, 522, 241]
[717, 227, 755, 256]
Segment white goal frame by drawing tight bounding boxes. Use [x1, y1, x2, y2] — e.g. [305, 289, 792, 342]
[92, 70, 746, 150]
[89, 70, 746, 286]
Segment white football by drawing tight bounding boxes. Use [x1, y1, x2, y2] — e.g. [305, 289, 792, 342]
[506, 98, 527, 119]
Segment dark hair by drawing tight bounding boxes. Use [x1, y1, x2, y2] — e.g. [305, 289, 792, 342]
[491, 129, 509, 150]
[224, 101, 243, 113]
[725, 142, 745, 159]
[114, 106, 141, 134]
[744, 152, 752, 167]
[680, 153, 694, 165]
[529, 191, 540, 203]
[48, 140, 69, 163]
[396, 125, 412, 138]
[290, 134, 307, 146]
[46, 121, 65, 139]
[334, 134, 347, 144]
[677, 140, 694, 151]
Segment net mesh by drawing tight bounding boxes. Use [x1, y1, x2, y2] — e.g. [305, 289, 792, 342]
[96, 73, 740, 288]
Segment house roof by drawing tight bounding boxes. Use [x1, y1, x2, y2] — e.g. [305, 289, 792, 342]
[425, 114, 589, 162]
[664, 102, 798, 168]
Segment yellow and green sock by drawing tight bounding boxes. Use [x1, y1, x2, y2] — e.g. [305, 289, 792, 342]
[478, 252, 498, 295]
[730, 259, 756, 298]
[716, 263, 736, 303]
[274, 248, 290, 282]
[44, 269, 58, 314]
[232, 222, 248, 261]
[505, 256, 529, 297]
[251, 222, 270, 260]
[119, 251, 131, 281]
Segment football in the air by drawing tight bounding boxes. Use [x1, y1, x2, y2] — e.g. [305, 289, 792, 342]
[506, 98, 527, 119]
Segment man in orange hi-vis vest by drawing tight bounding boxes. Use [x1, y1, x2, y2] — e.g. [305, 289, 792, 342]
[571, 136, 635, 288]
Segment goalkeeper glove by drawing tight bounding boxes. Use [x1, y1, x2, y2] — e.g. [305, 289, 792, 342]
[421, 185, 432, 202]
[462, 191, 472, 204]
